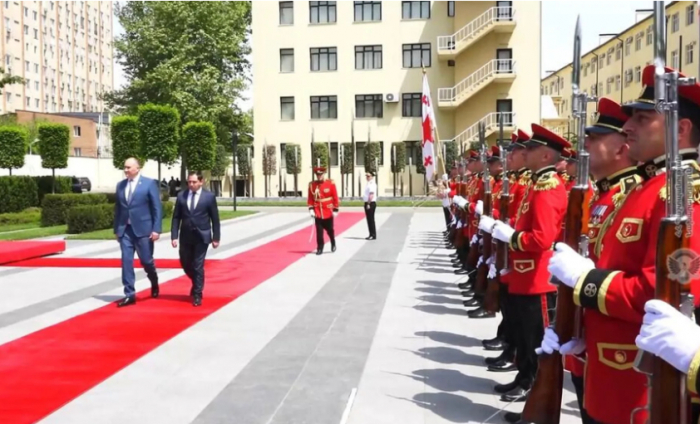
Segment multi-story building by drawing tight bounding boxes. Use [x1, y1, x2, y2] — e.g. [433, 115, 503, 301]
[541, 1, 698, 135]
[0, 1, 113, 116]
[252, 1, 541, 197]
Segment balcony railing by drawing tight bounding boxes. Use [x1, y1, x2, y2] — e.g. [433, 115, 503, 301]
[437, 59, 516, 103]
[447, 112, 516, 148]
[437, 7, 515, 52]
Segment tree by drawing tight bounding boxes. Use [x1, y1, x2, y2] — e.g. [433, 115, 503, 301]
[105, 2, 251, 138]
[340, 143, 354, 175]
[444, 140, 458, 171]
[111, 116, 142, 169]
[0, 67, 25, 91]
[182, 121, 216, 172]
[0, 127, 28, 175]
[364, 142, 381, 174]
[390, 142, 406, 173]
[311, 142, 329, 169]
[138, 103, 181, 181]
[38, 124, 70, 193]
[211, 144, 229, 181]
[285, 143, 302, 195]
[262, 144, 277, 198]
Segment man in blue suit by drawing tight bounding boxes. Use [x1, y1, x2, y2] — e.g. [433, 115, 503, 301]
[113, 157, 162, 307]
[171, 171, 221, 307]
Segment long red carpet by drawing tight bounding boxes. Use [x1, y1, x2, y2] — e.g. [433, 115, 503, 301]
[8, 257, 217, 268]
[0, 240, 65, 265]
[0, 213, 363, 424]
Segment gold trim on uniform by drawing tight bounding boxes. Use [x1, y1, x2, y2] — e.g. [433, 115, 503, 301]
[534, 172, 560, 191]
[513, 259, 535, 273]
[573, 270, 621, 315]
[596, 343, 638, 370]
[687, 348, 700, 395]
[615, 217, 644, 243]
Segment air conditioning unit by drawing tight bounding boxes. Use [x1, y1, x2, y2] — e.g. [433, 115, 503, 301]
[384, 92, 399, 103]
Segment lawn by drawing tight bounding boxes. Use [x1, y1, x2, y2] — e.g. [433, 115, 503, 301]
[0, 225, 68, 241]
[218, 200, 442, 207]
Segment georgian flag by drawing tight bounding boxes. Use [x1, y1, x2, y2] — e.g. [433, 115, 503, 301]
[421, 72, 437, 181]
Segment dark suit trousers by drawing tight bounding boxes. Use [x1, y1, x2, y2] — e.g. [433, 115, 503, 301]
[364, 201, 377, 237]
[511, 292, 556, 390]
[179, 239, 209, 297]
[315, 217, 335, 250]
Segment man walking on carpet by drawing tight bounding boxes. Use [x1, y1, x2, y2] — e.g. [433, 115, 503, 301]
[307, 166, 339, 255]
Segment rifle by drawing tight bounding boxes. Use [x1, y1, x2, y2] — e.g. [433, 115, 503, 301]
[474, 121, 492, 296]
[633, 3, 696, 423]
[484, 114, 508, 313]
[522, 15, 595, 424]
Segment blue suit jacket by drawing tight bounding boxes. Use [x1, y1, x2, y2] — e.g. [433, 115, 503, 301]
[113, 176, 163, 238]
[170, 189, 221, 245]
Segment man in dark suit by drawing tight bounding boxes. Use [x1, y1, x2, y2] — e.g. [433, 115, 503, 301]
[113, 157, 162, 308]
[171, 171, 221, 307]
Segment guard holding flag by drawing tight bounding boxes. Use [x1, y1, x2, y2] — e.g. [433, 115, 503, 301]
[307, 166, 339, 255]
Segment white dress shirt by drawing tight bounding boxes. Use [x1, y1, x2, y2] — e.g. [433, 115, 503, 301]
[124, 174, 140, 202]
[187, 188, 203, 211]
[363, 179, 377, 202]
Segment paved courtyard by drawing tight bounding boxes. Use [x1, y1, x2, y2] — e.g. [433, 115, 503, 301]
[0, 209, 580, 424]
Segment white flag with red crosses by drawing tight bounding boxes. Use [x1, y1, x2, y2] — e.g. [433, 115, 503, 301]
[421, 72, 436, 181]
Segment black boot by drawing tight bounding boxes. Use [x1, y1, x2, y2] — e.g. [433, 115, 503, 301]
[316, 247, 323, 255]
[331, 240, 336, 252]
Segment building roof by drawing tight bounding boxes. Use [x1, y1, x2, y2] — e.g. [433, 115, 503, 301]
[51, 112, 111, 124]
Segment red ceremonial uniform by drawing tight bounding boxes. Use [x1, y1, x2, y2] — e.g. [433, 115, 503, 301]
[307, 177, 339, 219]
[572, 66, 700, 424]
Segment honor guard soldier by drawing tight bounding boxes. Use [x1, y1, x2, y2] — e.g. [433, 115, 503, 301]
[561, 148, 578, 192]
[545, 66, 700, 424]
[307, 166, 339, 255]
[479, 123, 570, 405]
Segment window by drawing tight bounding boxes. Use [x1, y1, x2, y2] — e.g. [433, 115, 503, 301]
[402, 1, 430, 20]
[687, 44, 695, 65]
[280, 143, 287, 168]
[625, 37, 632, 56]
[635, 66, 641, 82]
[591, 57, 597, 72]
[496, 100, 513, 126]
[403, 43, 431, 68]
[310, 95, 337, 119]
[330, 142, 339, 166]
[447, 1, 455, 17]
[606, 50, 612, 65]
[615, 45, 622, 60]
[687, 4, 695, 26]
[646, 26, 653, 45]
[635, 33, 643, 51]
[599, 54, 605, 69]
[280, 96, 294, 120]
[598, 82, 603, 95]
[280, 48, 294, 72]
[73, 147, 82, 157]
[73, 125, 81, 137]
[404, 141, 422, 166]
[606, 78, 612, 94]
[496, 49, 513, 72]
[402, 93, 421, 117]
[672, 12, 679, 32]
[624, 69, 633, 86]
[672, 49, 679, 68]
[355, 94, 383, 118]
[354, 1, 381, 22]
[615, 75, 621, 91]
[355, 45, 382, 70]
[310, 47, 337, 71]
[355, 142, 366, 166]
[310, 1, 336, 24]
[279, 1, 293, 25]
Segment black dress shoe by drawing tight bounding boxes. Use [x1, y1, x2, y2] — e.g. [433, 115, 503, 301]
[461, 290, 474, 297]
[463, 298, 480, 307]
[151, 286, 159, 298]
[487, 360, 517, 372]
[454, 268, 470, 275]
[457, 282, 471, 290]
[331, 243, 337, 252]
[482, 336, 500, 346]
[494, 380, 520, 394]
[504, 412, 522, 423]
[316, 248, 323, 255]
[117, 297, 136, 308]
[500, 387, 529, 402]
[468, 308, 496, 319]
[484, 354, 505, 366]
[192, 296, 202, 307]
[484, 340, 506, 351]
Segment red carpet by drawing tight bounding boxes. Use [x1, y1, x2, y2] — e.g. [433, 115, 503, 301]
[8, 257, 217, 268]
[0, 213, 363, 424]
[0, 240, 66, 265]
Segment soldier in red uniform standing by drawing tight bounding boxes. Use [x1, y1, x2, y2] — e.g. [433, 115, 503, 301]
[561, 148, 577, 192]
[307, 166, 340, 255]
[544, 66, 700, 424]
[479, 123, 570, 405]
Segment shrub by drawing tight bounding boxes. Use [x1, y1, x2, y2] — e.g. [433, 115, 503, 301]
[41, 193, 108, 227]
[311, 142, 329, 169]
[340, 142, 354, 175]
[111, 115, 142, 169]
[0, 176, 38, 214]
[364, 142, 381, 174]
[138, 103, 180, 181]
[105, 192, 118, 204]
[285, 143, 301, 175]
[162, 200, 174, 218]
[0, 126, 28, 172]
[0, 209, 41, 225]
[38, 123, 70, 193]
[444, 140, 458, 171]
[66, 204, 114, 234]
[182, 121, 216, 172]
[33, 176, 73, 203]
[390, 142, 406, 173]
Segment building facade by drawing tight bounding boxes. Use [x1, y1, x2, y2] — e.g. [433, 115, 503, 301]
[541, 1, 698, 135]
[252, 1, 541, 197]
[0, 1, 114, 115]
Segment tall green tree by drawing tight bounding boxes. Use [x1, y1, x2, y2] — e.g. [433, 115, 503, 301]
[0, 127, 28, 175]
[211, 144, 229, 182]
[182, 121, 216, 172]
[138, 104, 181, 181]
[0, 67, 25, 91]
[38, 124, 70, 193]
[111, 116, 142, 169]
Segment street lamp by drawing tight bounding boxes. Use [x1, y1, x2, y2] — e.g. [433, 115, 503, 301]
[231, 130, 238, 211]
[600, 33, 624, 104]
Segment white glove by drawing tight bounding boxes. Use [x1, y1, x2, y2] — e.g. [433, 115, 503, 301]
[636, 299, 700, 374]
[309, 209, 315, 218]
[488, 263, 497, 279]
[470, 234, 478, 245]
[457, 221, 463, 229]
[475, 200, 483, 216]
[333, 211, 339, 218]
[476, 255, 484, 268]
[478, 215, 496, 233]
[486, 255, 495, 266]
[535, 328, 586, 356]
[561, 338, 586, 356]
[492, 221, 515, 242]
[500, 268, 511, 276]
[547, 243, 595, 288]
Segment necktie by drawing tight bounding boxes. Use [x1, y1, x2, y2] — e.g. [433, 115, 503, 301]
[126, 179, 133, 203]
[190, 191, 196, 211]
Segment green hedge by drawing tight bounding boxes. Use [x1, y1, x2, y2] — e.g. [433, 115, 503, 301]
[0, 208, 40, 225]
[162, 200, 174, 218]
[33, 176, 73, 202]
[364, 142, 381, 174]
[67, 204, 114, 234]
[0, 176, 38, 214]
[340, 142, 354, 174]
[285, 143, 302, 175]
[444, 140, 458, 170]
[38, 124, 70, 170]
[111, 115, 143, 169]
[311, 142, 329, 169]
[390, 142, 406, 173]
[41, 193, 108, 227]
[0, 126, 28, 171]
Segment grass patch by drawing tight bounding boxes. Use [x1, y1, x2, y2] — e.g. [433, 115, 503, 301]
[0, 225, 67, 241]
[67, 210, 257, 240]
[218, 200, 442, 207]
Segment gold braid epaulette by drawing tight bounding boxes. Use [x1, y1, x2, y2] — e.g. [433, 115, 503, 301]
[518, 170, 532, 186]
[534, 171, 559, 191]
[613, 174, 643, 208]
[659, 162, 700, 203]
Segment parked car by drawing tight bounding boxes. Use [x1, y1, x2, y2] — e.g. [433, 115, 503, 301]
[71, 177, 92, 193]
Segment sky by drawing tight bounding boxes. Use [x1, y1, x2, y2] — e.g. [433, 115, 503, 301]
[111, 1, 654, 113]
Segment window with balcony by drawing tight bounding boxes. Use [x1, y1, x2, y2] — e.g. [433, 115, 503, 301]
[280, 48, 294, 72]
[310, 95, 337, 119]
[402, 93, 421, 117]
[309, 1, 336, 24]
[354, 1, 381, 22]
[355, 94, 383, 118]
[355, 45, 382, 70]
[402, 43, 431, 68]
[402, 1, 430, 20]
[310, 47, 337, 71]
[496, 49, 513, 72]
[496, 100, 513, 126]
[280, 96, 294, 120]
[279, 1, 293, 25]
